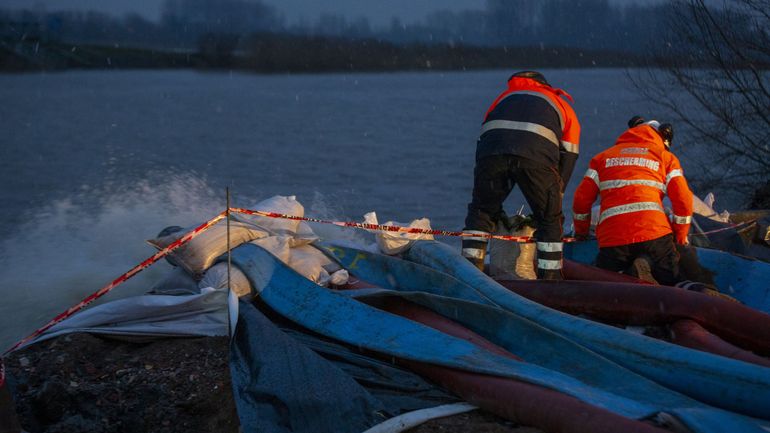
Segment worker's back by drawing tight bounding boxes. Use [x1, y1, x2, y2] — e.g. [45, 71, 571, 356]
[574, 124, 690, 247]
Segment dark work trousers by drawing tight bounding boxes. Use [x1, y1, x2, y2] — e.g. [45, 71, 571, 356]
[463, 155, 564, 278]
[595, 234, 681, 286]
[676, 243, 716, 286]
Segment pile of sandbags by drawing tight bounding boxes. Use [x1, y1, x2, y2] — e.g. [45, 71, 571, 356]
[147, 195, 349, 298]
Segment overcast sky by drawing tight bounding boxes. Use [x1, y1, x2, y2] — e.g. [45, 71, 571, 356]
[1, 0, 653, 27]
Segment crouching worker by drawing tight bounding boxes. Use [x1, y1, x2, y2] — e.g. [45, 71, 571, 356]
[572, 116, 693, 286]
[462, 71, 581, 280]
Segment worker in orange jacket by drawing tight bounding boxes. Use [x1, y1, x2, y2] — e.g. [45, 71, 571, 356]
[572, 116, 693, 285]
[463, 71, 580, 280]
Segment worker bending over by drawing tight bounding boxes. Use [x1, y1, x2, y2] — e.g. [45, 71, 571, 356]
[463, 71, 580, 280]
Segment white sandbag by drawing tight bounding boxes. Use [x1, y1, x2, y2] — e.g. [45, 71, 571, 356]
[488, 216, 536, 280]
[250, 236, 292, 264]
[328, 269, 349, 286]
[289, 244, 337, 286]
[322, 258, 343, 274]
[147, 195, 324, 278]
[147, 221, 269, 278]
[249, 237, 345, 286]
[703, 192, 716, 209]
[693, 193, 730, 222]
[363, 212, 434, 255]
[232, 195, 318, 242]
[198, 262, 253, 298]
[147, 267, 200, 296]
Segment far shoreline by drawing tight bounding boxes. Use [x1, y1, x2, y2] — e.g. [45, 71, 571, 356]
[1, 33, 645, 74]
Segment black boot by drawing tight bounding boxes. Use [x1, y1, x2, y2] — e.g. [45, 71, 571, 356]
[465, 255, 485, 272]
[537, 268, 564, 280]
[676, 280, 739, 303]
[629, 257, 657, 284]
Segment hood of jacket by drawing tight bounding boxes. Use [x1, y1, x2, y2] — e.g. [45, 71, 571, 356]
[614, 124, 666, 152]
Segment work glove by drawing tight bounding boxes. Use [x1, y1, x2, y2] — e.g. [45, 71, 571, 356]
[497, 211, 514, 232]
[575, 233, 591, 242]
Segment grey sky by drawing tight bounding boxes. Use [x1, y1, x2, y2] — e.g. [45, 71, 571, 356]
[2, 0, 653, 27]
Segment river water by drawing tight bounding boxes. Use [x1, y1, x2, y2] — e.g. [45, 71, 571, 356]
[0, 68, 663, 348]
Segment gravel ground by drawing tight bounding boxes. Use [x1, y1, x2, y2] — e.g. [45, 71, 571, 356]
[4, 332, 543, 433]
[5, 333, 238, 433]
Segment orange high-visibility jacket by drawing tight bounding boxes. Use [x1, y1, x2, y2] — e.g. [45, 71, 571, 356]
[479, 77, 581, 184]
[572, 124, 693, 247]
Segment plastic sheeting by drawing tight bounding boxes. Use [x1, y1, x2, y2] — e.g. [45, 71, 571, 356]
[278, 325, 458, 413]
[19, 289, 232, 350]
[233, 244, 677, 419]
[230, 301, 459, 433]
[401, 241, 770, 429]
[236, 240, 769, 432]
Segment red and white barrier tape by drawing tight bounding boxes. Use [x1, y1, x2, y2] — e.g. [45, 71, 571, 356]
[230, 208, 576, 243]
[689, 219, 756, 237]
[232, 207, 759, 241]
[3, 211, 228, 356]
[5, 203, 760, 361]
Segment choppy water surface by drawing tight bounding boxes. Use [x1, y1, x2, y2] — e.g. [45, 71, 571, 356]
[0, 68, 662, 348]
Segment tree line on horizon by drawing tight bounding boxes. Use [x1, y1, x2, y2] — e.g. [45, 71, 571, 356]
[1, 0, 669, 54]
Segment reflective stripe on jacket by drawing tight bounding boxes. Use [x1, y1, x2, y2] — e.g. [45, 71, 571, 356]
[476, 77, 581, 186]
[572, 125, 693, 247]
